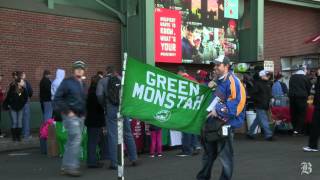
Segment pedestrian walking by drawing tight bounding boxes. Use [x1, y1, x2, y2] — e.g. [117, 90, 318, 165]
[96, 66, 138, 170]
[4, 78, 28, 141]
[289, 65, 311, 135]
[197, 55, 246, 180]
[247, 70, 274, 141]
[40, 70, 52, 122]
[149, 124, 163, 158]
[53, 61, 87, 177]
[85, 75, 108, 168]
[303, 68, 320, 152]
[19, 71, 33, 139]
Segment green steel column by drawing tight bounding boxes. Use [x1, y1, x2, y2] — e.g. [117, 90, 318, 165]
[145, 0, 155, 66]
[257, 0, 264, 61]
[48, 0, 54, 9]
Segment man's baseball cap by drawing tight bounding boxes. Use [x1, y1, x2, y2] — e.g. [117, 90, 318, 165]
[259, 70, 269, 77]
[213, 55, 230, 65]
[72, 60, 86, 70]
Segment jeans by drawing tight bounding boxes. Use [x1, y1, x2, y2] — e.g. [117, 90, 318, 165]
[42, 101, 53, 122]
[197, 132, 234, 180]
[87, 127, 108, 166]
[61, 115, 84, 170]
[182, 133, 200, 155]
[106, 104, 137, 167]
[309, 107, 320, 149]
[150, 130, 162, 155]
[248, 109, 273, 138]
[22, 101, 31, 138]
[290, 97, 307, 133]
[10, 110, 23, 128]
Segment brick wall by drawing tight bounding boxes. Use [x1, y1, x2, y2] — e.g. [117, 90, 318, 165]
[0, 8, 121, 100]
[264, 1, 320, 72]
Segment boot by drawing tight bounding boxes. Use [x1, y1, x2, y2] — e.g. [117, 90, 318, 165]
[16, 128, 22, 142]
[11, 128, 16, 141]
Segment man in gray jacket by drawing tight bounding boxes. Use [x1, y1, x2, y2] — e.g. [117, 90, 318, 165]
[96, 66, 138, 170]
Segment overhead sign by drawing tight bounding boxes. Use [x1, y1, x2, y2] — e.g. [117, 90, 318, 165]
[155, 8, 182, 63]
[224, 0, 239, 19]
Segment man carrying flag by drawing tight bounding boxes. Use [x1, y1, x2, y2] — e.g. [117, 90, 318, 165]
[197, 55, 246, 180]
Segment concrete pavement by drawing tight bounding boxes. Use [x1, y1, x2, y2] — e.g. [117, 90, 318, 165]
[0, 135, 319, 180]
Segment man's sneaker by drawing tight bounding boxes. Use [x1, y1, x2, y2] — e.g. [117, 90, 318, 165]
[60, 168, 81, 177]
[176, 152, 191, 157]
[193, 149, 200, 156]
[88, 162, 104, 169]
[157, 154, 163, 157]
[246, 134, 255, 140]
[150, 154, 155, 158]
[266, 136, 275, 141]
[130, 160, 139, 167]
[108, 165, 117, 170]
[303, 146, 319, 152]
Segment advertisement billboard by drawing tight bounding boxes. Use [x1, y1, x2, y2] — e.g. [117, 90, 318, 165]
[155, 0, 239, 64]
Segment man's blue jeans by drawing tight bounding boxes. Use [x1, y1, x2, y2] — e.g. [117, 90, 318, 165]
[61, 115, 84, 170]
[248, 109, 273, 138]
[42, 101, 53, 122]
[182, 133, 201, 155]
[22, 101, 31, 138]
[197, 133, 234, 180]
[106, 104, 137, 167]
[87, 127, 108, 166]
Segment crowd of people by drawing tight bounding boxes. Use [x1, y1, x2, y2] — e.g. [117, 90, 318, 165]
[0, 56, 320, 179]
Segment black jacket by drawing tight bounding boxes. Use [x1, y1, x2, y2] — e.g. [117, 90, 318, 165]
[252, 79, 272, 110]
[24, 80, 33, 98]
[40, 77, 52, 102]
[289, 74, 311, 98]
[6, 85, 28, 111]
[85, 84, 105, 128]
[313, 76, 320, 108]
[53, 77, 87, 117]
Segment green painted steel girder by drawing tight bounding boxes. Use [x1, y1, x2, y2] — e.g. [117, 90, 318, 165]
[269, 0, 320, 9]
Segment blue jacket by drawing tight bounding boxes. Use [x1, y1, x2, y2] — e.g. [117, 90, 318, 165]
[53, 77, 87, 117]
[214, 72, 246, 128]
[272, 81, 284, 97]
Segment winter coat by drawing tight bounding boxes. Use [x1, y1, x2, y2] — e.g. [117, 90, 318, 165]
[252, 79, 272, 110]
[85, 84, 105, 128]
[51, 69, 65, 100]
[289, 70, 311, 98]
[40, 77, 52, 102]
[6, 84, 28, 111]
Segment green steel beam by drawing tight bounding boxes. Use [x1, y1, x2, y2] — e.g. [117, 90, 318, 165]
[48, 0, 54, 9]
[257, 0, 264, 61]
[145, 0, 155, 66]
[95, 0, 126, 25]
[269, 0, 320, 9]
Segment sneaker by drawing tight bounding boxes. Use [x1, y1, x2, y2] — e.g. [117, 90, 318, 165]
[60, 168, 81, 177]
[246, 134, 255, 140]
[108, 165, 117, 170]
[130, 160, 139, 167]
[150, 155, 155, 158]
[157, 154, 163, 157]
[303, 146, 319, 152]
[88, 162, 104, 168]
[176, 152, 191, 157]
[266, 136, 275, 141]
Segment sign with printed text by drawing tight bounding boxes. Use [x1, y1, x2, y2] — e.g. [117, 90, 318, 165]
[155, 8, 182, 63]
[264, 61, 274, 72]
[224, 0, 239, 19]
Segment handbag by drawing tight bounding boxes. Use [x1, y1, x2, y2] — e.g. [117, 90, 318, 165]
[201, 117, 229, 143]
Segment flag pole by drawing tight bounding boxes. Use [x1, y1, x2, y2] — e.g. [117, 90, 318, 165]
[117, 52, 127, 180]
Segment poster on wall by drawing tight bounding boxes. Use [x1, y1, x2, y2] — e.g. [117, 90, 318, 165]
[155, 0, 239, 64]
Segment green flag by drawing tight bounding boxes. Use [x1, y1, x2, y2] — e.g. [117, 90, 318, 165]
[121, 57, 213, 134]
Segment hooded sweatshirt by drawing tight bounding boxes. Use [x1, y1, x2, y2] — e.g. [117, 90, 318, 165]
[289, 70, 311, 98]
[51, 69, 65, 100]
